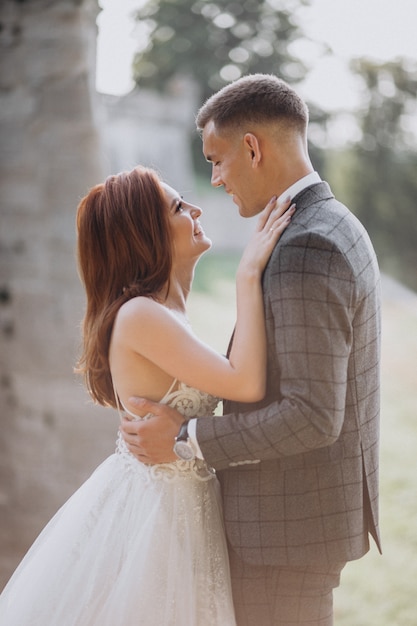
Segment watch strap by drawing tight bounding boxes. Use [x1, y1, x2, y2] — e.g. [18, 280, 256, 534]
[175, 420, 189, 442]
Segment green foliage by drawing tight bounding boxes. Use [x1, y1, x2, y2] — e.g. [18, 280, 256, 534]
[132, 0, 310, 102]
[325, 59, 417, 292]
[347, 150, 417, 290]
[351, 58, 417, 152]
[131, 0, 328, 175]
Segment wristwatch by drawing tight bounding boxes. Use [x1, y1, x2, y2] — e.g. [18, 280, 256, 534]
[173, 420, 195, 461]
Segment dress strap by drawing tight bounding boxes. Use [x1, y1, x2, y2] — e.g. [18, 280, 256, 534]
[112, 376, 178, 422]
[163, 377, 179, 398]
[112, 377, 125, 422]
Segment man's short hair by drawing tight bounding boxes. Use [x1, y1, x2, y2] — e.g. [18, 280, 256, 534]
[196, 73, 308, 134]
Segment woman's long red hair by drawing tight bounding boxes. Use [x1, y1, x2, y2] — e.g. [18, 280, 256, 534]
[75, 166, 172, 407]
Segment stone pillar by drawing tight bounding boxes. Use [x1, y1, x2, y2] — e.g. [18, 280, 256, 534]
[0, 0, 115, 588]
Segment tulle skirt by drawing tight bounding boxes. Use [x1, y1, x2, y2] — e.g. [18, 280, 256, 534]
[0, 438, 236, 625]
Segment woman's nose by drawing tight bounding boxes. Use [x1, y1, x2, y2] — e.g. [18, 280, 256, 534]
[190, 205, 202, 217]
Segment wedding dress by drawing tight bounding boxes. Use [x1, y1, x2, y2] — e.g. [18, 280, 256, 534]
[0, 381, 236, 625]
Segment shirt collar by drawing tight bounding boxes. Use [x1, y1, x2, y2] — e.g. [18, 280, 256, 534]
[278, 171, 321, 203]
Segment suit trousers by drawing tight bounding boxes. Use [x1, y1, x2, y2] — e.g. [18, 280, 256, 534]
[229, 549, 345, 626]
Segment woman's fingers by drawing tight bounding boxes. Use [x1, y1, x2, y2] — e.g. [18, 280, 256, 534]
[257, 195, 293, 231]
[239, 196, 295, 275]
[256, 195, 278, 230]
[262, 205, 295, 244]
[267, 203, 296, 233]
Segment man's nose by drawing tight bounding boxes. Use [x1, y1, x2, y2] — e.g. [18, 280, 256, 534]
[211, 166, 222, 188]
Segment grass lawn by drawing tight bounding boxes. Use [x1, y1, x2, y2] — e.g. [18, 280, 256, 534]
[188, 253, 417, 626]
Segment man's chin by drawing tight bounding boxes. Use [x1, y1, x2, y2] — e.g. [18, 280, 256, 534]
[233, 196, 260, 218]
[239, 205, 260, 219]
[233, 198, 248, 217]
[233, 197, 246, 216]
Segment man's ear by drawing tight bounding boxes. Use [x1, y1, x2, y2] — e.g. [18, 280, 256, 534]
[243, 132, 261, 166]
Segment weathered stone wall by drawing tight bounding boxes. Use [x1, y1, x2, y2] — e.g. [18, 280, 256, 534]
[0, 0, 117, 588]
[0, 0, 254, 591]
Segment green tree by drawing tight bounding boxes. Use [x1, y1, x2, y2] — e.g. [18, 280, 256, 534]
[327, 59, 417, 290]
[131, 0, 328, 173]
[133, 0, 310, 102]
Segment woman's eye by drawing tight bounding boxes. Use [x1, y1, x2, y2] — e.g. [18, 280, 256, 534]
[176, 201, 184, 212]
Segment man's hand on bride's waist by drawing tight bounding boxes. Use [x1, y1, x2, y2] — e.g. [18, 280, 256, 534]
[120, 398, 183, 465]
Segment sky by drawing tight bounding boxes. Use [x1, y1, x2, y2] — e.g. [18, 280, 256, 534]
[96, 0, 417, 113]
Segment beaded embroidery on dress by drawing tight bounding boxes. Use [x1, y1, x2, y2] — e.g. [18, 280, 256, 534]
[0, 382, 236, 626]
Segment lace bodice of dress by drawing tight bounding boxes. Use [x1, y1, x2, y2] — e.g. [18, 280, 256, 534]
[115, 381, 220, 481]
[159, 381, 220, 419]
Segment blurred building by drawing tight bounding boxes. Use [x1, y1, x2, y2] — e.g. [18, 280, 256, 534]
[99, 80, 197, 190]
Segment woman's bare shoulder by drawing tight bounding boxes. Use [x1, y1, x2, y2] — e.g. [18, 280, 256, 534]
[114, 297, 181, 347]
[117, 296, 166, 325]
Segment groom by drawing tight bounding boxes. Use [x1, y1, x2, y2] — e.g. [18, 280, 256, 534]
[121, 74, 381, 625]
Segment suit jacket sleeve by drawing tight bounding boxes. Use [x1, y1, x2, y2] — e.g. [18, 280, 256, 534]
[196, 227, 358, 471]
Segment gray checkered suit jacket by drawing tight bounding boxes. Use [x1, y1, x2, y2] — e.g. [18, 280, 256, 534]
[197, 181, 381, 568]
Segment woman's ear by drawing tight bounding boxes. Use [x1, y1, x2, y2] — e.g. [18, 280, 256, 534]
[243, 132, 261, 167]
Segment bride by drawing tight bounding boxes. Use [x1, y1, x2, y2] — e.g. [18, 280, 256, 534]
[0, 165, 294, 625]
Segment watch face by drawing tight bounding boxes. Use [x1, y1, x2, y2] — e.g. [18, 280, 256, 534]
[173, 441, 195, 461]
